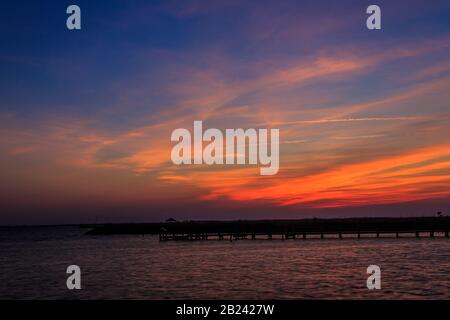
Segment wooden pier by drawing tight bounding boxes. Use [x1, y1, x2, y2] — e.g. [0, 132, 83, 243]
[85, 216, 450, 241]
[159, 230, 450, 241]
[156, 217, 450, 241]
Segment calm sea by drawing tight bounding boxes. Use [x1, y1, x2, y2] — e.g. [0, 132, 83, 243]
[0, 226, 449, 299]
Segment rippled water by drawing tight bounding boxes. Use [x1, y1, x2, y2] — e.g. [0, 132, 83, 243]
[0, 226, 449, 299]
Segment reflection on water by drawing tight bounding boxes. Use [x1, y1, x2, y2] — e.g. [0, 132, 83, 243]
[0, 226, 449, 299]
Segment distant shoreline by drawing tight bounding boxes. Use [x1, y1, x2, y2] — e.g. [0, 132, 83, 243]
[84, 216, 450, 236]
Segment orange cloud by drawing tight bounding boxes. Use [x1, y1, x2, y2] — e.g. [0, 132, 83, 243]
[195, 144, 450, 208]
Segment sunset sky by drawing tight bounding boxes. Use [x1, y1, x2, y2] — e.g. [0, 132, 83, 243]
[1, 0, 450, 224]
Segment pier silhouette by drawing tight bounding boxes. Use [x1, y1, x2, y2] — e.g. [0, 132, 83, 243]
[85, 216, 450, 241]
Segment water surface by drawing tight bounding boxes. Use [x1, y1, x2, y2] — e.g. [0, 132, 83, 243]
[0, 226, 449, 299]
